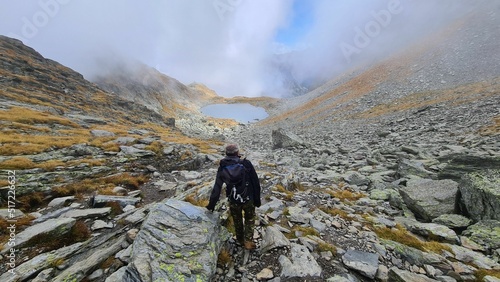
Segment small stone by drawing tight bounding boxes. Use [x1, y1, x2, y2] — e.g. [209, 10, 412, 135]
[256, 268, 274, 280]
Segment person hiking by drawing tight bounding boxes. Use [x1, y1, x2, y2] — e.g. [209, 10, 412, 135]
[206, 143, 261, 250]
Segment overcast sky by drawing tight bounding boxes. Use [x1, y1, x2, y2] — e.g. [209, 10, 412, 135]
[0, 0, 479, 97]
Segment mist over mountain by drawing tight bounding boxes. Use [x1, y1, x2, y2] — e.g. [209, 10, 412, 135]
[0, 0, 490, 98]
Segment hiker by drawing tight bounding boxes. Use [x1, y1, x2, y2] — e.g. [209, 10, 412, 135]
[206, 143, 261, 250]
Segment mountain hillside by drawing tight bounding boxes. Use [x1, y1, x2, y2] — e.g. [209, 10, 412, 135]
[92, 61, 219, 117]
[265, 2, 499, 130]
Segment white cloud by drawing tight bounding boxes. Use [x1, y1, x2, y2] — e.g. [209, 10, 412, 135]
[0, 0, 484, 98]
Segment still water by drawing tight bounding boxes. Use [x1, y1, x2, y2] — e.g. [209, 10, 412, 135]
[201, 103, 268, 123]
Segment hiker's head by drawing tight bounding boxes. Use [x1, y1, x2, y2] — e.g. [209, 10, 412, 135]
[225, 143, 239, 156]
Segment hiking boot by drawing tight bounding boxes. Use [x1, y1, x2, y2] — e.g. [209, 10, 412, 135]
[244, 241, 256, 250]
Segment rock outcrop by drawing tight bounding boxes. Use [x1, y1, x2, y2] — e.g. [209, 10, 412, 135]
[123, 199, 229, 281]
[459, 170, 500, 221]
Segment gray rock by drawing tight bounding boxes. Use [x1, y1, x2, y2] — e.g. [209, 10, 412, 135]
[462, 220, 500, 251]
[31, 268, 55, 282]
[91, 195, 140, 208]
[114, 137, 137, 144]
[272, 128, 304, 149]
[91, 220, 114, 230]
[398, 159, 436, 179]
[124, 199, 230, 281]
[52, 236, 126, 282]
[119, 145, 155, 157]
[381, 240, 445, 267]
[0, 218, 76, 255]
[388, 267, 439, 281]
[60, 207, 111, 219]
[341, 250, 379, 279]
[279, 243, 322, 278]
[0, 242, 82, 282]
[260, 225, 291, 253]
[399, 179, 458, 221]
[105, 266, 128, 282]
[0, 208, 25, 219]
[287, 206, 312, 224]
[90, 129, 115, 137]
[432, 214, 472, 229]
[438, 154, 500, 181]
[396, 217, 459, 244]
[343, 171, 370, 186]
[448, 244, 499, 269]
[459, 170, 500, 221]
[47, 196, 75, 208]
[257, 196, 285, 213]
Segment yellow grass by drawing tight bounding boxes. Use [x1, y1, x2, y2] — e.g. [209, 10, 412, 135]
[0, 106, 78, 127]
[0, 157, 36, 170]
[373, 225, 452, 254]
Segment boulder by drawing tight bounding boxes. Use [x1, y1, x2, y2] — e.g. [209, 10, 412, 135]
[272, 128, 304, 149]
[124, 199, 230, 281]
[462, 220, 500, 251]
[260, 225, 291, 253]
[459, 170, 500, 221]
[432, 214, 472, 230]
[279, 243, 322, 278]
[438, 154, 500, 181]
[341, 250, 379, 279]
[399, 179, 458, 222]
[397, 159, 436, 179]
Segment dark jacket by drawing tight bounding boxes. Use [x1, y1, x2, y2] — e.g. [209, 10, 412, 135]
[207, 156, 261, 211]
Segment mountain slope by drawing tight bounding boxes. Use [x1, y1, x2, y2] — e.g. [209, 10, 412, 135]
[0, 36, 173, 126]
[265, 2, 499, 132]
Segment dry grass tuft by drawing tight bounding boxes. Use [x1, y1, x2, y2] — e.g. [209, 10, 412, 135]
[373, 225, 452, 254]
[328, 188, 365, 202]
[217, 248, 232, 267]
[475, 269, 500, 281]
[0, 106, 78, 127]
[184, 193, 209, 208]
[17, 192, 46, 211]
[317, 241, 337, 255]
[320, 207, 353, 220]
[275, 184, 294, 200]
[0, 157, 36, 170]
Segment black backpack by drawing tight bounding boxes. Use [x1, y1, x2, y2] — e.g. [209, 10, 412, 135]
[221, 160, 251, 204]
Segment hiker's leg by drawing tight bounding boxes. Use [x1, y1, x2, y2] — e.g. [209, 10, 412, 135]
[243, 201, 256, 242]
[230, 202, 244, 244]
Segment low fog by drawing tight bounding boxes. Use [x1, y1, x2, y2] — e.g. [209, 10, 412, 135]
[0, 0, 482, 97]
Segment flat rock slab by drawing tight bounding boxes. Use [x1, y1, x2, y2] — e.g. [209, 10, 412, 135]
[0, 218, 76, 255]
[279, 243, 322, 278]
[342, 250, 379, 279]
[60, 207, 111, 219]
